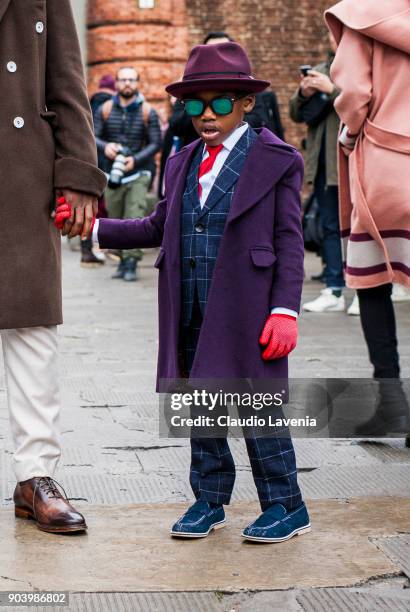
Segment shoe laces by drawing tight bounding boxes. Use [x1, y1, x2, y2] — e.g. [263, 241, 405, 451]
[31, 477, 69, 521]
[35, 477, 68, 500]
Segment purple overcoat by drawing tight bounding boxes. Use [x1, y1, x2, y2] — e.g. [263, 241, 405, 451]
[99, 128, 304, 391]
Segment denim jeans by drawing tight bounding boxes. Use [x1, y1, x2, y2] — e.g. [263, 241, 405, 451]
[315, 167, 344, 289]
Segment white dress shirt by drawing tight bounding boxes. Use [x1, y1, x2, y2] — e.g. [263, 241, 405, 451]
[93, 121, 298, 318]
[199, 122, 249, 208]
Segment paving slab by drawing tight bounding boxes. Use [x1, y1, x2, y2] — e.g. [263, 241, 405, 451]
[224, 590, 304, 612]
[296, 585, 410, 612]
[374, 535, 410, 578]
[0, 498, 408, 593]
[1, 592, 224, 612]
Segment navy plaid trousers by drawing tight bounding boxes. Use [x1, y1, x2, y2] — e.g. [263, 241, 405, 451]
[181, 290, 302, 511]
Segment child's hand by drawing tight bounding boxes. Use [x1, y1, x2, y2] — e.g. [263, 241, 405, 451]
[259, 314, 298, 360]
[54, 197, 72, 231]
[54, 198, 95, 238]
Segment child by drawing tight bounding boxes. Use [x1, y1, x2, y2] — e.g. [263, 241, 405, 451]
[56, 42, 310, 542]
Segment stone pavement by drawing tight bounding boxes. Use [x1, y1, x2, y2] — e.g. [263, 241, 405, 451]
[0, 243, 409, 611]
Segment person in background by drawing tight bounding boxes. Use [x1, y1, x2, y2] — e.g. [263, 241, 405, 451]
[325, 0, 410, 439]
[290, 34, 355, 314]
[158, 97, 198, 198]
[90, 74, 116, 116]
[80, 75, 116, 268]
[94, 66, 162, 281]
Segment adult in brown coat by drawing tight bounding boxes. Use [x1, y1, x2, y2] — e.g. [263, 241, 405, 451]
[0, 0, 106, 532]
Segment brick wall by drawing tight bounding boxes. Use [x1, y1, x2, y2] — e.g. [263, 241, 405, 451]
[87, 0, 332, 148]
[87, 0, 189, 115]
[186, 0, 332, 147]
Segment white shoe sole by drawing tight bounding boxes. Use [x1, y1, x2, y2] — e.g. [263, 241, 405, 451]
[303, 304, 345, 312]
[170, 519, 226, 538]
[242, 524, 311, 543]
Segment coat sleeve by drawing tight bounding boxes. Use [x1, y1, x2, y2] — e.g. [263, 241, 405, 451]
[45, 0, 107, 197]
[133, 108, 163, 169]
[98, 197, 167, 250]
[289, 88, 305, 124]
[270, 153, 305, 314]
[97, 156, 171, 249]
[330, 26, 373, 135]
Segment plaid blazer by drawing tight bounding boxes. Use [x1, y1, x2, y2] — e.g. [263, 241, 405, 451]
[180, 128, 258, 327]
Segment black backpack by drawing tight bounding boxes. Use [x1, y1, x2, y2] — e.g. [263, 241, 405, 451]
[302, 192, 323, 253]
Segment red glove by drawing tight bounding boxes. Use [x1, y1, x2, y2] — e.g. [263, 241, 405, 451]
[54, 197, 72, 231]
[259, 314, 298, 360]
[54, 198, 96, 238]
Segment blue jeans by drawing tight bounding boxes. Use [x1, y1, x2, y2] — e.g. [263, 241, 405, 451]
[315, 168, 344, 289]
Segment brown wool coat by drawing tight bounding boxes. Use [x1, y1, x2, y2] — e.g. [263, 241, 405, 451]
[0, 0, 106, 329]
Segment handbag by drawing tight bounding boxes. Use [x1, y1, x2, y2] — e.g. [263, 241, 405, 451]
[302, 192, 323, 253]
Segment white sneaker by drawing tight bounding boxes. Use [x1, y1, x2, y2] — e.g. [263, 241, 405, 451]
[392, 284, 410, 303]
[303, 288, 345, 313]
[347, 293, 360, 316]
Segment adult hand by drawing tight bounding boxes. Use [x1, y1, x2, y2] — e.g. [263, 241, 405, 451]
[259, 314, 298, 361]
[302, 70, 335, 95]
[104, 142, 121, 160]
[57, 189, 98, 239]
[124, 157, 135, 173]
[300, 75, 316, 99]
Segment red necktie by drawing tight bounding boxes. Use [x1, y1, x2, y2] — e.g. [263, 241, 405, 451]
[198, 144, 224, 198]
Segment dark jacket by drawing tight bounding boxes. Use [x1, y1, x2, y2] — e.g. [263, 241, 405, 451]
[0, 0, 106, 330]
[98, 128, 304, 390]
[246, 91, 285, 140]
[90, 91, 113, 170]
[158, 99, 198, 197]
[289, 56, 340, 186]
[94, 94, 162, 177]
[90, 90, 113, 117]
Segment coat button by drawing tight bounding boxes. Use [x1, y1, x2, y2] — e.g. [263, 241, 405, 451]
[195, 223, 205, 233]
[7, 61, 17, 72]
[189, 257, 196, 268]
[36, 21, 44, 33]
[13, 117, 24, 129]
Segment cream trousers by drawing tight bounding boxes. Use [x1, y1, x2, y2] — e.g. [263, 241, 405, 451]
[1, 326, 61, 482]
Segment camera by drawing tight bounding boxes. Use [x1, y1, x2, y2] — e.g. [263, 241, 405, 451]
[299, 64, 312, 77]
[108, 145, 132, 189]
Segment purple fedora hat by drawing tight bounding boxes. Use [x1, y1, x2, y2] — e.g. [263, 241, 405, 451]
[166, 42, 270, 98]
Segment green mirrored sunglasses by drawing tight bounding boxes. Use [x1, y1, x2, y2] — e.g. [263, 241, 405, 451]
[182, 95, 243, 117]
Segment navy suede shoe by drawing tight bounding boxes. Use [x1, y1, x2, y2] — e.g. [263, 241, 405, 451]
[171, 501, 226, 538]
[242, 502, 310, 543]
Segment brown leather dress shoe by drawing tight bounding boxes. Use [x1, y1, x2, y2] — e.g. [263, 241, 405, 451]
[14, 477, 87, 533]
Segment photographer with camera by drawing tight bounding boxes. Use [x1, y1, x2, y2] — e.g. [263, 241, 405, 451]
[94, 66, 162, 281]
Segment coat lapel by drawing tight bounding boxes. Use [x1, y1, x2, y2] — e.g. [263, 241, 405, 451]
[197, 129, 253, 221]
[227, 128, 300, 224]
[163, 140, 201, 264]
[185, 144, 203, 215]
[0, 0, 11, 23]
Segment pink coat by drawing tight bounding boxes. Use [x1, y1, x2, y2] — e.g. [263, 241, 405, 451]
[325, 0, 410, 289]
